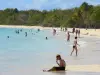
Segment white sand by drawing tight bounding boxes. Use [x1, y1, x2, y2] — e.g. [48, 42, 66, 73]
[67, 65, 100, 72]
[80, 29, 100, 37]
[0, 25, 53, 30]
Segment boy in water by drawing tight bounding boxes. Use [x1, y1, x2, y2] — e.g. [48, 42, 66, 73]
[43, 54, 66, 72]
[70, 37, 80, 56]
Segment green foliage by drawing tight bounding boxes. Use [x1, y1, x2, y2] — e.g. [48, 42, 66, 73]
[0, 2, 100, 28]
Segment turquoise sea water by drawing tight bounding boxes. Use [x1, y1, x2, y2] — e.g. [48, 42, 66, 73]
[0, 28, 100, 75]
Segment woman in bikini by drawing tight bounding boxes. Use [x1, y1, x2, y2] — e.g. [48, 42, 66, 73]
[70, 37, 80, 56]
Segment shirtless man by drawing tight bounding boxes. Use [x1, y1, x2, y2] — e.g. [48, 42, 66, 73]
[43, 54, 66, 72]
[70, 37, 80, 56]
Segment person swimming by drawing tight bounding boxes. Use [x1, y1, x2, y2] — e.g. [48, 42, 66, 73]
[38, 29, 40, 32]
[45, 37, 48, 40]
[43, 54, 66, 72]
[20, 29, 22, 32]
[7, 36, 9, 38]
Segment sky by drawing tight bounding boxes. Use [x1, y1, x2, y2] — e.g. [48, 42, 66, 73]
[0, 0, 100, 10]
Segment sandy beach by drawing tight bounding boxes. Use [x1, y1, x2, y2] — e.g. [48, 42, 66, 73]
[0, 25, 100, 37]
[0, 25, 100, 75]
[0, 25, 53, 30]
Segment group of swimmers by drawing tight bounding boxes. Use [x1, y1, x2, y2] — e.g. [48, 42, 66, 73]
[7, 28, 42, 39]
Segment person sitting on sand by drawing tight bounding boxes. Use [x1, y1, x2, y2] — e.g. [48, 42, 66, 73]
[43, 54, 66, 72]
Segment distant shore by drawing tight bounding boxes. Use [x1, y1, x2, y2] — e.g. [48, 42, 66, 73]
[0, 25, 100, 37]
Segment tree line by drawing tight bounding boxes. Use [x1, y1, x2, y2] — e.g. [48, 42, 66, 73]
[0, 2, 100, 28]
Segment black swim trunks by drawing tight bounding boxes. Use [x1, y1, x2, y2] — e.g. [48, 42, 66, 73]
[73, 46, 75, 48]
[54, 67, 65, 71]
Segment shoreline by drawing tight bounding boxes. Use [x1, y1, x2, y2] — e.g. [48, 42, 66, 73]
[0, 25, 100, 37]
[0, 25, 100, 74]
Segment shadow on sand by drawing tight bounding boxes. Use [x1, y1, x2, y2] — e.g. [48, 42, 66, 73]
[51, 71, 67, 75]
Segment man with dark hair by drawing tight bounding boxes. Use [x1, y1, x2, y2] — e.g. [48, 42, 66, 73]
[43, 54, 66, 72]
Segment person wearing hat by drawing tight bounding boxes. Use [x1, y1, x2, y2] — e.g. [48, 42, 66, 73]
[43, 54, 66, 72]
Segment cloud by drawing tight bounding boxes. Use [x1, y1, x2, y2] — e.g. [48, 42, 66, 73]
[0, 0, 100, 10]
[86, 0, 100, 5]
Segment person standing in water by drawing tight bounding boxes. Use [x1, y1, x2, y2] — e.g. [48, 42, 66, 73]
[38, 29, 40, 32]
[65, 27, 67, 32]
[67, 31, 70, 41]
[70, 37, 80, 56]
[25, 32, 27, 37]
[72, 27, 75, 33]
[43, 54, 66, 72]
[18, 30, 19, 34]
[53, 29, 56, 36]
[78, 29, 80, 37]
[7, 36, 9, 38]
[75, 29, 78, 37]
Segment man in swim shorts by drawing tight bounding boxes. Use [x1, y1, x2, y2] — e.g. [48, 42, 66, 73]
[43, 54, 66, 72]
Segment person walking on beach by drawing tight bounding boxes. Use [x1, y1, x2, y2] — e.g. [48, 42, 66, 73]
[65, 27, 67, 32]
[72, 27, 75, 33]
[70, 37, 80, 56]
[75, 29, 78, 37]
[78, 29, 80, 37]
[43, 54, 66, 72]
